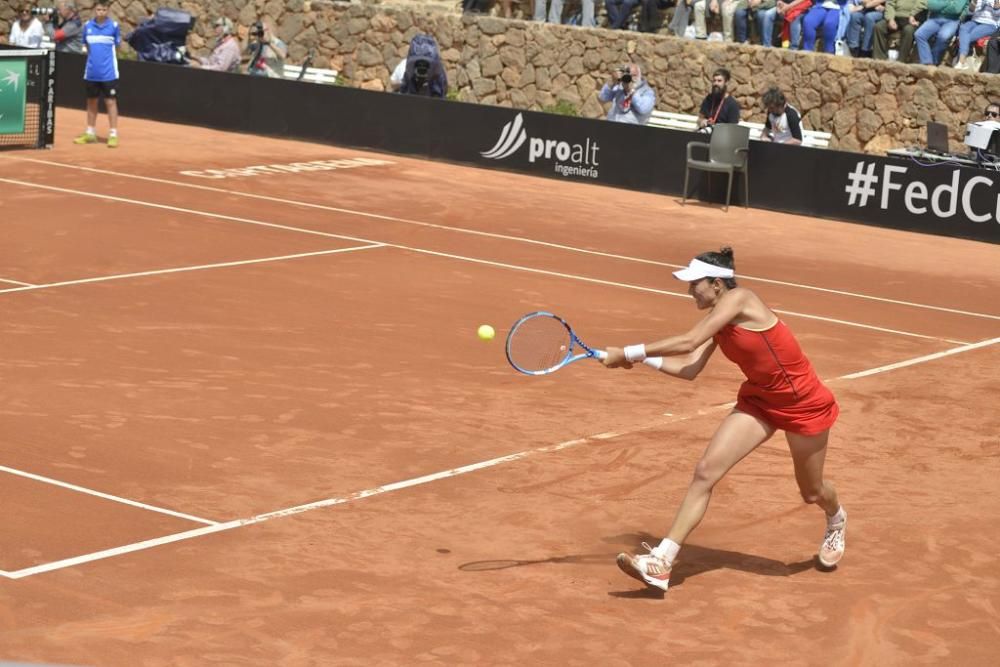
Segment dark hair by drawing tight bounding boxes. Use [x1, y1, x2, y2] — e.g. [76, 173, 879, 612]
[762, 87, 786, 110]
[695, 246, 737, 289]
[987, 101, 1000, 112]
[713, 68, 731, 82]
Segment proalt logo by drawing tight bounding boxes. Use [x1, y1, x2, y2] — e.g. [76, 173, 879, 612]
[481, 113, 528, 160]
[480, 113, 601, 179]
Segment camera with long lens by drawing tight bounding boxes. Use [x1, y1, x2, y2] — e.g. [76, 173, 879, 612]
[31, 7, 57, 17]
[618, 66, 632, 85]
[251, 21, 265, 39]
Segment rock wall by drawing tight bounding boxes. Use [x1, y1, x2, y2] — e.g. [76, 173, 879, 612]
[4, 0, 999, 153]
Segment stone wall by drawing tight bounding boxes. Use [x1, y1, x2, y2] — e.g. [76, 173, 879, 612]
[4, 0, 1000, 153]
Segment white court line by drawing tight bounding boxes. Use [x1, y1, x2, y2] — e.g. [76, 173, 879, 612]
[1, 277, 35, 287]
[840, 335, 1000, 379]
[0, 245, 385, 294]
[3, 156, 999, 323]
[0, 178, 968, 345]
[0, 465, 218, 525]
[3, 334, 998, 580]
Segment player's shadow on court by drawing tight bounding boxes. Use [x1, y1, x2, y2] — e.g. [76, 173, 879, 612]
[457, 532, 815, 600]
[605, 532, 816, 598]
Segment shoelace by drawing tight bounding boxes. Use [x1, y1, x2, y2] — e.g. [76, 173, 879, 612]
[823, 525, 845, 551]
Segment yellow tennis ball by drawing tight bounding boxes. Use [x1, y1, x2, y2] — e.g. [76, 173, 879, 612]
[477, 324, 495, 341]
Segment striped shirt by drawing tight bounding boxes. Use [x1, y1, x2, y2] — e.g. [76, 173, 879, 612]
[83, 18, 120, 82]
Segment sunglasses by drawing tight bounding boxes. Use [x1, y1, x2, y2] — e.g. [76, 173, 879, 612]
[987, 110, 1000, 118]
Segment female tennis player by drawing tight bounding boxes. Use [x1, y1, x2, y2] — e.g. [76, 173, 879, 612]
[603, 247, 846, 591]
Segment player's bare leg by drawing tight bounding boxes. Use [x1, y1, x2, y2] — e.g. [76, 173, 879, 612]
[617, 410, 774, 590]
[787, 429, 846, 567]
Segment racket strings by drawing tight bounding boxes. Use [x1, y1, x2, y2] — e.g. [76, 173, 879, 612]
[507, 316, 573, 373]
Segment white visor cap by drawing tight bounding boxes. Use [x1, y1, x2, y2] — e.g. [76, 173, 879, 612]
[672, 258, 735, 281]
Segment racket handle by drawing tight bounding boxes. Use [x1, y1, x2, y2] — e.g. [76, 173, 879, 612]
[594, 350, 608, 360]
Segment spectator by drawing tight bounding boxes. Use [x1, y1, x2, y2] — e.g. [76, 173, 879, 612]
[72, 1, 121, 148]
[189, 17, 241, 73]
[638, 0, 672, 32]
[954, 0, 1000, 70]
[398, 33, 448, 98]
[697, 68, 741, 130]
[872, 0, 926, 61]
[536, 1, 597, 27]
[985, 101, 1000, 118]
[777, 0, 814, 48]
[845, 0, 886, 57]
[598, 63, 656, 125]
[7, 5, 46, 48]
[463, 0, 513, 17]
[44, 0, 84, 53]
[759, 87, 803, 144]
[694, 0, 738, 40]
[734, 0, 780, 46]
[607, 0, 640, 28]
[246, 18, 286, 78]
[984, 34, 1000, 71]
[803, 0, 848, 52]
[914, 0, 967, 65]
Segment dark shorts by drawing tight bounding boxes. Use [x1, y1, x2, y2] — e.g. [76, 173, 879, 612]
[85, 79, 119, 99]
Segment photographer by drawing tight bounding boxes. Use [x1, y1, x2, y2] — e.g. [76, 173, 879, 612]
[190, 17, 240, 73]
[43, 1, 84, 53]
[246, 17, 286, 78]
[6, 5, 46, 48]
[597, 63, 656, 126]
[398, 34, 448, 98]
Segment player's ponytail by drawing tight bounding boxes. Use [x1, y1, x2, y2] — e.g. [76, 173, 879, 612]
[695, 246, 737, 289]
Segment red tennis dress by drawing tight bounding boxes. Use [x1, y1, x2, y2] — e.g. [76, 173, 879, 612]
[714, 320, 838, 435]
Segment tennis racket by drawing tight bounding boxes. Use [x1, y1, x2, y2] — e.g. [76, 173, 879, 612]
[505, 311, 607, 376]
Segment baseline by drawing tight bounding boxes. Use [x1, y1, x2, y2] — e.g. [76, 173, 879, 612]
[4, 335, 996, 580]
[4, 156, 998, 323]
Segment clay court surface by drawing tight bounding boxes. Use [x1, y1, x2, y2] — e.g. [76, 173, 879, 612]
[1, 109, 998, 665]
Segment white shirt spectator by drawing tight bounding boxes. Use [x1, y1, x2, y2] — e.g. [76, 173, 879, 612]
[9, 16, 46, 48]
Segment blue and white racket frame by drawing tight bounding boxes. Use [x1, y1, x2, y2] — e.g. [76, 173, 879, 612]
[505, 311, 607, 376]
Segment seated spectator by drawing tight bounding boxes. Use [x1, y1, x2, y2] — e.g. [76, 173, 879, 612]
[845, 0, 886, 57]
[697, 68, 742, 129]
[803, 0, 848, 52]
[598, 63, 656, 124]
[777, 0, 814, 48]
[463, 0, 513, 17]
[734, 0, 780, 46]
[759, 87, 803, 144]
[190, 17, 241, 73]
[246, 18, 286, 78]
[44, 1, 84, 53]
[638, 0, 673, 31]
[399, 33, 448, 98]
[607, 0, 640, 28]
[914, 0, 967, 65]
[873, 0, 926, 61]
[694, 0, 738, 40]
[984, 33, 1000, 71]
[536, 0, 597, 27]
[6, 5, 46, 47]
[954, 0, 1000, 70]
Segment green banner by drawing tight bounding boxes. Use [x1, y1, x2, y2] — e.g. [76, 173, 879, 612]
[0, 58, 27, 135]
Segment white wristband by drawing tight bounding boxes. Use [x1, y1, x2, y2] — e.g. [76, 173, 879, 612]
[642, 357, 664, 370]
[624, 344, 647, 363]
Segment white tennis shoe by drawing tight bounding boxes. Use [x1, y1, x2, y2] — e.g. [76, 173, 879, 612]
[818, 509, 847, 568]
[616, 542, 672, 591]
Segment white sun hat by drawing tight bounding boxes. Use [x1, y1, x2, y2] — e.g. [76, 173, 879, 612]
[672, 258, 735, 281]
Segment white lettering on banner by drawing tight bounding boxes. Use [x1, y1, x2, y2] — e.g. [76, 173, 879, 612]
[845, 161, 1000, 224]
[179, 157, 394, 179]
[483, 113, 601, 180]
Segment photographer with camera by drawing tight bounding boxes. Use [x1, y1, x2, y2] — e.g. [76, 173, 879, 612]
[598, 63, 656, 126]
[42, 1, 84, 53]
[246, 17, 287, 78]
[697, 68, 741, 130]
[398, 34, 448, 98]
[5, 5, 46, 48]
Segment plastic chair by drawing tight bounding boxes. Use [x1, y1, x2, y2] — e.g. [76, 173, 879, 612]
[682, 123, 751, 211]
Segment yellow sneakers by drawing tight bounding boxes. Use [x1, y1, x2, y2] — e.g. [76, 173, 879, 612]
[73, 133, 97, 145]
[107, 135, 118, 148]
